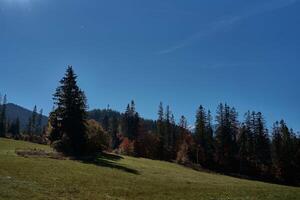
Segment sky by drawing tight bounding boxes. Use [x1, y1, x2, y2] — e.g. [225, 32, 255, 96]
[0, 0, 300, 131]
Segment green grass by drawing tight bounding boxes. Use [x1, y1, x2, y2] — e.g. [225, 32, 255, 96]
[0, 138, 299, 200]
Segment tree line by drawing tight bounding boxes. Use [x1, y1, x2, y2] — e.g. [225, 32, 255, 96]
[1, 66, 299, 185]
[0, 94, 45, 142]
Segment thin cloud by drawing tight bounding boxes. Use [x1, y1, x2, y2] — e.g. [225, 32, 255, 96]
[157, 0, 299, 55]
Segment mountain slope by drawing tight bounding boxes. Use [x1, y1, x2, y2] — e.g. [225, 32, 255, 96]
[0, 138, 299, 200]
[5, 103, 48, 130]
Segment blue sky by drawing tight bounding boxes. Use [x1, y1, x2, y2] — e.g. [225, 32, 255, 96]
[0, 0, 300, 131]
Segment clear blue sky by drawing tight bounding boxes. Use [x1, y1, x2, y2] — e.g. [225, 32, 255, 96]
[0, 0, 300, 131]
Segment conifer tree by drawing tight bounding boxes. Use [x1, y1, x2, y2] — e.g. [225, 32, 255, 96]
[32, 106, 38, 135]
[157, 102, 165, 160]
[26, 105, 38, 135]
[238, 124, 249, 174]
[122, 101, 140, 140]
[170, 113, 177, 159]
[253, 112, 271, 169]
[194, 106, 215, 167]
[50, 66, 88, 155]
[9, 118, 20, 137]
[0, 95, 7, 137]
[109, 116, 120, 149]
[215, 103, 239, 172]
[36, 109, 43, 135]
[271, 120, 298, 183]
[157, 102, 164, 138]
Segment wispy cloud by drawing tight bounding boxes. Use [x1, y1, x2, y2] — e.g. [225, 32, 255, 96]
[157, 0, 299, 55]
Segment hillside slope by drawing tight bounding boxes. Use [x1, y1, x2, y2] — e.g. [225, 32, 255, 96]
[5, 103, 48, 130]
[0, 138, 299, 200]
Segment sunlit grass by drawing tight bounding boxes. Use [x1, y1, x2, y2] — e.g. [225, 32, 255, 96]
[0, 138, 299, 200]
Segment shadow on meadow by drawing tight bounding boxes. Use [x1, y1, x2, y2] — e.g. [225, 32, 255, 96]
[16, 148, 139, 175]
[78, 153, 140, 175]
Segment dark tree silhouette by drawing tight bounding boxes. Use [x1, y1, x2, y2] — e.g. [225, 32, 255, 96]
[49, 66, 88, 156]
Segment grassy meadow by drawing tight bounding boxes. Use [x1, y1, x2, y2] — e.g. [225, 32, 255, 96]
[0, 138, 299, 200]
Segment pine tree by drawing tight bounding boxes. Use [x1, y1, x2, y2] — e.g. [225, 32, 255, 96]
[238, 124, 249, 174]
[215, 103, 239, 172]
[157, 102, 164, 138]
[176, 115, 191, 163]
[102, 114, 109, 131]
[271, 120, 299, 183]
[170, 113, 177, 159]
[253, 112, 271, 169]
[123, 104, 131, 138]
[0, 95, 7, 137]
[31, 106, 38, 135]
[50, 66, 88, 156]
[194, 106, 215, 167]
[157, 102, 165, 160]
[122, 101, 140, 140]
[195, 106, 205, 163]
[109, 116, 120, 149]
[9, 118, 20, 137]
[15, 118, 20, 136]
[26, 105, 38, 135]
[36, 109, 43, 135]
[164, 105, 172, 159]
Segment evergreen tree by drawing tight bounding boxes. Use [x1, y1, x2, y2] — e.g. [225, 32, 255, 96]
[178, 115, 188, 143]
[253, 112, 271, 169]
[157, 102, 165, 160]
[50, 66, 88, 155]
[238, 124, 249, 174]
[15, 118, 20, 136]
[170, 113, 177, 159]
[194, 105, 214, 167]
[122, 101, 140, 140]
[102, 114, 109, 132]
[9, 118, 20, 137]
[123, 104, 131, 138]
[0, 95, 7, 137]
[176, 115, 192, 163]
[157, 102, 164, 137]
[271, 120, 299, 183]
[26, 105, 38, 135]
[215, 103, 239, 172]
[109, 116, 120, 149]
[164, 105, 172, 159]
[36, 109, 43, 135]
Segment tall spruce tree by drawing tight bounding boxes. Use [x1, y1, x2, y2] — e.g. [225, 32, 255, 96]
[157, 102, 164, 137]
[164, 105, 172, 159]
[109, 116, 120, 149]
[32, 106, 38, 135]
[271, 120, 299, 183]
[238, 124, 249, 174]
[215, 103, 239, 172]
[50, 66, 88, 155]
[253, 112, 271, 169]
[194, 105, 214, 166]
[170, 113, 177, 159]
[122, 101, 140, 140]
[0, 95, 7, 137]
[26, 105, 38, 135]
[157, 102, 165, 160]
[9, 118, 20, 137]
[36, 109, 43, 135]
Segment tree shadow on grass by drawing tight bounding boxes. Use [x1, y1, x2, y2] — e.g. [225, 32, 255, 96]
[79, 153, 140, 175]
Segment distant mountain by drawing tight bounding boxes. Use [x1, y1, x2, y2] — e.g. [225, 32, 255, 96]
[5, 103, 48, 130]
